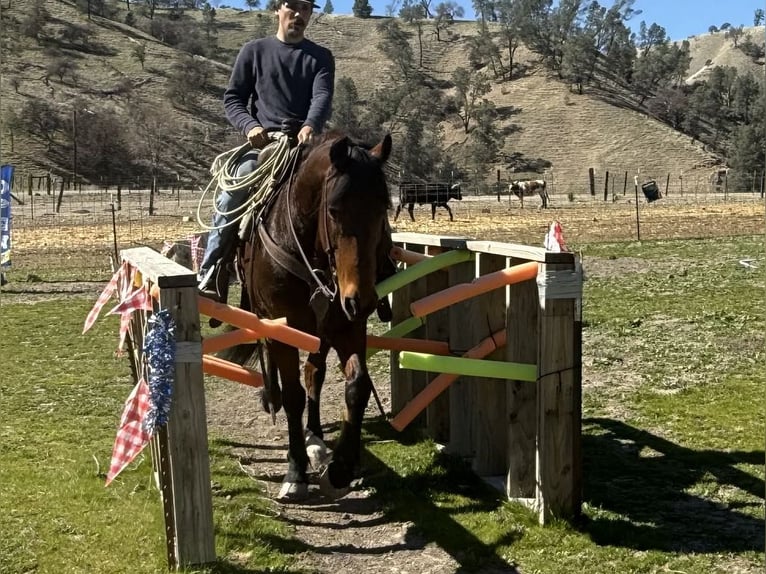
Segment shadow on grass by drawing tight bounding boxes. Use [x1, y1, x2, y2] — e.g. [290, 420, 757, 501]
[356, 418, 522, 572]
[583, 417, 764, 554]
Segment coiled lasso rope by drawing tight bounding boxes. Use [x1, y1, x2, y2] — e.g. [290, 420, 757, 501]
[196, 133, 294, 232]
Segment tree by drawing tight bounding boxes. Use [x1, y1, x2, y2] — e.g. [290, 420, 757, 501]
[19, 0, 49, 42]
[245, 0, 260, 9]
[201, 2, 217, 44]
[708, 25, 718, 34]
[331, 77, 362, 137]
[18, 100, 62, 147]
[754, 8, 764, 26]
[132, 42, 147, 69]
[495, 0, 522, 79]
[433, 2, 463, 41]
[323, 0, 334, 14]
[724, 25, 744, 47]
[461, 99, 503, 193]
[468, 24, 502, 78]
[399, 0, 427, 66]
[451, 67, 491, 133]
[377, 19, 415, 78]
[65, 109, 135, 180]
[166, 55, 213, 108]
[352, 0, 372, 18]
[631, 24, 691, 105]
[47, 58, 78, 84]
[728, 94, 764, 192]
[129, 99, 175, 175]
[732, 71, 760, 124]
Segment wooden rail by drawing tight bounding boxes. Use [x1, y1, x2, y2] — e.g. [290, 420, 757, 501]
[388, 233, 583, 524]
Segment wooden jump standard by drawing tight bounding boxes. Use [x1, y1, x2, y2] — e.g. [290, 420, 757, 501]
[385, 232, 583, 525]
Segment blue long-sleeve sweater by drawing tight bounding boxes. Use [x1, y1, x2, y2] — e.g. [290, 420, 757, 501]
[223, 36, 335, 136]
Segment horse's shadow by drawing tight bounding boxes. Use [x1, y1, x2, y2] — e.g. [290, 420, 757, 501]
[582, 417, 764, 553]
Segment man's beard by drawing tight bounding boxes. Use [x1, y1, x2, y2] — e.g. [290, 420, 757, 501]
[286, 20, 305, 39]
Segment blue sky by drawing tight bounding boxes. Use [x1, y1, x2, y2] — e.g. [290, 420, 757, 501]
[223, 0, 764, 41]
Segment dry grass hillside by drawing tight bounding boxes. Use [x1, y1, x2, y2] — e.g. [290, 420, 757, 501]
[1, 3, 749, 188]
[1, 0, 231, 178]
[683, 26, 765, 84]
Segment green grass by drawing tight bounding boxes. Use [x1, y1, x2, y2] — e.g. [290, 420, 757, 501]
[1, 233, 763, 573]
[0, 299, 297, 573]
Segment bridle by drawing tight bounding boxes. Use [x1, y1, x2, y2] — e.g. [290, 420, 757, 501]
[256, 141, 338, 303]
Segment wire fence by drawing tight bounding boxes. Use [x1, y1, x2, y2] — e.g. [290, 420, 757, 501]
[3, 174, 764, 285]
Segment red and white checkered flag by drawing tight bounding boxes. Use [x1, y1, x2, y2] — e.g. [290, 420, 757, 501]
[105, 378, 151, 486]
[83, 262, 127, 334]
[108, 284, 153, 353]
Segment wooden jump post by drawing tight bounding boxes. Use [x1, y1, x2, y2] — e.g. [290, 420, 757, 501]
[118, 247, 323, 569]
[120, 247, 215, 570]
[386, 232, 583, 525]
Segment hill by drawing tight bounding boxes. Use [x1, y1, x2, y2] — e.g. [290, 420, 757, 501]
[0, 2, 750, 189]
[683, 26, 765, 84]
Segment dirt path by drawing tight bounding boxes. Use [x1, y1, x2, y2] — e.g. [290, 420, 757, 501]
[205, 356, 520, 574]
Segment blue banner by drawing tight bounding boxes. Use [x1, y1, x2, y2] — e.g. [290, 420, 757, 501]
[1, 164, 13, 269]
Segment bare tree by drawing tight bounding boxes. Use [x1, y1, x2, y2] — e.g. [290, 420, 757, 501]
[131, 42, 147, 69]
[19, 0, 48, 42]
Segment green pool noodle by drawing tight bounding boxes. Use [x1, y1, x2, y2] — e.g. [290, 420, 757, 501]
[398, 351, 537, 382]
[375, 249, 474, 298]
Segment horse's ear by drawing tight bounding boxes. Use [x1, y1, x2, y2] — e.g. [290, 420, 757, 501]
[330, 137, 352, 170]
[369, 133, 392, 164]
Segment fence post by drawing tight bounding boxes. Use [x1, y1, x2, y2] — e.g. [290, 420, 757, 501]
[588, 168, 595, 196]
[535, 258, 581, 523]
[424, 245, 451, 443]
[634, 177, 641, 241]
[120, 247, 216, 569]
[506, 258, 538, 502]
[390, 242, 427, 424]
[665, 173, 670, 197]
[470, 253, 507, 476]
[56, 178, 65, 213]
[447, 255, 477, 458]
[149, 176, 156, 216]
[603, 171, 609, 202]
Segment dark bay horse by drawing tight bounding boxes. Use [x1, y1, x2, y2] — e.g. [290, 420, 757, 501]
[234, 131, 395, 501]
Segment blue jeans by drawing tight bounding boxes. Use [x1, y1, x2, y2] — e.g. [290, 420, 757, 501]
[198, 150, 260, 285]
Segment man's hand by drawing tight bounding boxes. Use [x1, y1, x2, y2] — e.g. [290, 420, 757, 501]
[297, 125, 314, 145]
[247, 126, 270, 149]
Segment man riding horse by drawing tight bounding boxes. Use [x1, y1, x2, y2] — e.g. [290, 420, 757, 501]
[197, 0, 334, 299]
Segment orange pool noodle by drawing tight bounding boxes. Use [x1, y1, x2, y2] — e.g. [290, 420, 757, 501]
[410, 261, 538, 318]
[202, 355, 263, 388]
[390, 246, 431, 265]
[390, 330, 507, 432]
[202, 328, 261, 354]
[198, 298, 319, 352]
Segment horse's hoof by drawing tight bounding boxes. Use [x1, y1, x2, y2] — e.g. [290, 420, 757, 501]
[319, 467, 350, 500]
[305, 432, 332, 471]
[276, 481, 309, 502]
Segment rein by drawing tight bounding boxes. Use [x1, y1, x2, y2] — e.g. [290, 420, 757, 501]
[256, 142, 337, 302]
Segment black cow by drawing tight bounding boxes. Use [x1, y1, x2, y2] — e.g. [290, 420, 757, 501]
[393, 181, 462, 222]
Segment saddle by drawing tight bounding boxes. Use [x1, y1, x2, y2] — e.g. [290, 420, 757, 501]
[206, 119, 303, 322]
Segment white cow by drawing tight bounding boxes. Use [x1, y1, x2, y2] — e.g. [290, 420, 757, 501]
[509, 179, 549, 208]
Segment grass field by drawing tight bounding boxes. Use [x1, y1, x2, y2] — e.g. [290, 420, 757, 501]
[0, 218, 763, 572]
